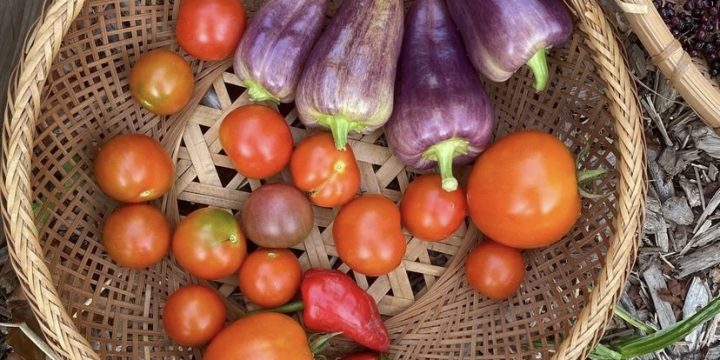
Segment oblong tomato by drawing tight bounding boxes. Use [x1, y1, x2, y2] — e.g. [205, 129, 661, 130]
[163, 284, 226, 346]
[333, 194, 406, 276]
[464, 240, 525, 300]
[176, 0, 247, 61]
[94, 133, 174, 203]
[290, 132, 360, 207]
[400, 174, 466, 241]
[129, 49, 194, 115]
[102, 203, 171, 269]
[466, 130, 581, 249]
[203, 312, 313, 360]
[219, 105, 293, 179]
[238, 248, 302, 308]
[172, 207, 247, 280]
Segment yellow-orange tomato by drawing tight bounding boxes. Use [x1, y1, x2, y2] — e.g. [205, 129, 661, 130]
[130, 49, 194, 115]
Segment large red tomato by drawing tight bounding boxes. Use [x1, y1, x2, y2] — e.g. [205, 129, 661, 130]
[466, 130, 581, 249]
[176, 0, 247, 61]
[129, 49, 194, 115]
[333, 194, 406, 276]
[290, 132, 361, 207]
[172, 207, 247, 280]
[163, 285, 226, 346]
[102, 203, 170, 268]
[219, 105, 293, 179]
[464, 240, 525, 300]
[203, 312, 313, 360]
[400, 174, 467, 241]
[238, 248, 302, 308]
[94, 133, 174, 203]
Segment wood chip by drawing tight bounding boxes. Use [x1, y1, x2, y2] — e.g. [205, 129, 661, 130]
[679, 176, 702, 208]
[643, 97, 673, 147]
[647, 146, 675, 202]
[677, 241, 720, 278]
[645, 195, 670, 251]
[691, 123, 720, 159]
[694, 188, 720, 233]
[709, 164, 719, 182]
[682, 277, 711, 348]
[662, 196, 695, 226]
[659, 148, 701, 177]
[642, 265, 677, 329]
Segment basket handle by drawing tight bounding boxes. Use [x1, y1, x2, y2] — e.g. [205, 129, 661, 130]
[1, 0, 98, 359]
[616, 0, 720, 131]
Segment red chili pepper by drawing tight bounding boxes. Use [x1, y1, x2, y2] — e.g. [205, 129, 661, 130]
[301, 268, 390, 352]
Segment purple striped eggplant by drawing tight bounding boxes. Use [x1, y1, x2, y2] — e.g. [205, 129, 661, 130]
[446, 0, 573, 92]
[296, 0, 404, 150]
[233, 0, 328, 104]
[385, 0, 494, 192]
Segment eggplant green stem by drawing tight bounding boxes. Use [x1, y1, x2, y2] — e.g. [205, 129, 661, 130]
[317, 115, 364, 150]
[527, 48, 550, 92]
[244, 79, 280, 104]
[421, 137, 470, 192]
[244, 300, 305, 316]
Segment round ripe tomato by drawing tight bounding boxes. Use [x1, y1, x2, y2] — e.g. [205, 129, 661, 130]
[290, 132, 360, 207]
[163, 285, 226, 346]
[203, 312, 313, 360]
[238, 248, 302, 308]
[172, 207, 247, 280]
[94, 133, 174, 203]
[465, 240, 525, 300]
[466, 130, 580, 249]
[342, 353, 389, 360]
[102, 204, 170, 268]
[176, 0, 246, 61]
[219, 105, 293, 179]
[129, 49, 194, 115]
[400, 174, 467, 242]
[333, 194, 406, 276]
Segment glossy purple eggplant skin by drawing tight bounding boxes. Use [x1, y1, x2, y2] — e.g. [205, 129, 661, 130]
[296, 0, 404, 150]
[446, 0, 573, 92]
[385, 0, 494, 191]
[233, 0, 328, 104]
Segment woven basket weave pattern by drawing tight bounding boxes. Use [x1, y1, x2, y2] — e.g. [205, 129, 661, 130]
[2, 0, 646, 359]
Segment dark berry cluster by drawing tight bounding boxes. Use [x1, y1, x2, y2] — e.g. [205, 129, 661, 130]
[654, 0, 720, 76]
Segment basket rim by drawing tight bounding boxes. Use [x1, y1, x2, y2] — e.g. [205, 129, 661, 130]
[616, 0, 720, 131]
[0, 0, 646, 359]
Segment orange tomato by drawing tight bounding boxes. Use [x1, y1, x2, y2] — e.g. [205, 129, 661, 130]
[238, 248, 302, 308]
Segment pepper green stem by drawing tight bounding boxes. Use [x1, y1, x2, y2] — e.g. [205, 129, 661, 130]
[421, 137, 470, 192]
[244, 79, 280, 104]
[317, 116, 363, 150]
[309, 332, 343, 355]
[611, 296, 720, 358]
[244, 300, 305, 316]
[527, 48, 550, 92]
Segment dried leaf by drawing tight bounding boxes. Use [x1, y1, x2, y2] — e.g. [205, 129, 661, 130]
[662, 196, 695, 226]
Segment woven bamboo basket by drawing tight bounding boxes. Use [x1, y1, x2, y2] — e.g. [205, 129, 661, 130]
[1, 0, 646, 359]
[616, 0, 720, 131]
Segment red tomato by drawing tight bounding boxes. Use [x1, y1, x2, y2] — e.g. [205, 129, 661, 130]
[333, 194, 406, 276]
[176, 0, 246, 61]
[129, 49, 194, 115]
[466, 130, 581, 249]
[102, 203, 170, 268]
[342, 353, 388, 360]
[172, 207, 247, 280]
[219, 105, 293, 179]
[464, 240, 525, 300]
[400, 174, 467, 241]
[203, 312, 313, 360]
[290, 132, 361, 207]
[163, 285, 226, 346]
[238, 248, 302, 308]
[94, 133, 174, 203]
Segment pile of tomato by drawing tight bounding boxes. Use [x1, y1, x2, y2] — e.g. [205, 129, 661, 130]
[96, 0, 601, 358]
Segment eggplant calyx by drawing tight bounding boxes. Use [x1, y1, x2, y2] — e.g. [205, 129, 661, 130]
[527, 48, 550, 92]
[317, 115, 364, 150]
[421, 137, 470, 192]
[244, 79, 280, 104]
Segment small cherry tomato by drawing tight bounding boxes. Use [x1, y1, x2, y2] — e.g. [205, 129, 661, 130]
[466, 130, 581, 249]
[203, 312, 313, 360]
[102, 203, 170, 268]
[172, 207, 247, 280]
[129, 49, 194, 115]
[400, 174, 467, 241]
[176, 0, 247, 61]
[238, 248, 302, 308]
[219, 105, 293, 179]
[290, 132, 361, 207]
[163, 284, 226, 346]
[333, 194, 406, 276]
[464, 240, 525, 300]
[94, 133, 174, 203]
